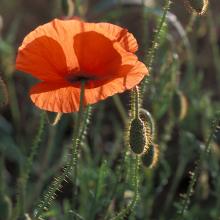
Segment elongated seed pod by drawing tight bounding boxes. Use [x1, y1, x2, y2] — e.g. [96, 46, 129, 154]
[129, 117, 146, 154]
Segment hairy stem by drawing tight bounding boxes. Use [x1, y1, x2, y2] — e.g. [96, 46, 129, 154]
[34, 81, 86, 219]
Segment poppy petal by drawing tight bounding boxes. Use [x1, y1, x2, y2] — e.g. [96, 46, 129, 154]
[18, 19, 148, 113]
[84, 60, 148, 104]
[30, 82, 80, 113]
[73, 31, 139, 80]
[73, 31, 124, 78]
[16, 36, 68, 81]
[16, 19, 84, 81]
[83, 22, 138, 53]
[30, 60, 147, 113]
[16, 19, 139, 82]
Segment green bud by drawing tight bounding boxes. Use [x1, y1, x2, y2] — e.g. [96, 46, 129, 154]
[141, 144, 159, 168]
[129, 118, 146, 154]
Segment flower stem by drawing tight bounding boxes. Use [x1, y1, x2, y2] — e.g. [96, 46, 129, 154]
[140, 0, 171, 97]
[72, 80, 85, 207]
[13, 112, 45, 220]
[34, 81, 86, 219]
[112, 95, 128, 126]
[134, 86, 140, 119]
[110, 155, 140, 220]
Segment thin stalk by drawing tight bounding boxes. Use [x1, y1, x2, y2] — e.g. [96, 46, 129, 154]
[130, 90, 136, 119]
[35, 81, 86, 219]
[134, 86, 140, 119]
[177, 117, 219, 217]
[13, 112, 45, 220]
[140, 0, 171, 96]
[0, 154, 4, 197]
[72, 80, 85, 207]
[112, 95, 128, 126]
[208, 11, 220, 92]
[110, 155, 140, 220]
[78, 105, 93, 142]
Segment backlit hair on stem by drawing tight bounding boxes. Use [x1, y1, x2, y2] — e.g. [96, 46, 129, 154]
[46, 112, 63, 126]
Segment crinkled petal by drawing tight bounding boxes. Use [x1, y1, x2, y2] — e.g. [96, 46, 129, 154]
[30, 61, 148, 113]
[16, 19, 139, 82]
[84, 61, 148, 104]
[73, 30, 139, 80]
[30, 82, 80, 113]
[16, 19, 83, 81]
[83, 22, 138, 53]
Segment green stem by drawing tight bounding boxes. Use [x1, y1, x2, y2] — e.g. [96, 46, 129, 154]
[177, 116, 219, 217]
[72, 80, 85, 207]
[130, 90, 136, 119]
[34, 80, 86, 219]
[13, 112, 45, 220]
[140, 0, 171, 96]
[110, 155, 140, 220]
[208, 11, 220, 92]
[78, 105, 93, 142]
[112, 95, 128, 126]
[0, 154, 4, 197]
[134, 87, 140, 119]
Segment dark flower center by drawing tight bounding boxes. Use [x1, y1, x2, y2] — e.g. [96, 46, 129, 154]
[66, 75, 96, 83]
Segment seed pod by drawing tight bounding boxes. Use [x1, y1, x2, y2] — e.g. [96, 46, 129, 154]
[129, 117, 146, 154]
[0, 195, 12, 220]
[172, 90, 188, 121]
[141, 144, 159, 168]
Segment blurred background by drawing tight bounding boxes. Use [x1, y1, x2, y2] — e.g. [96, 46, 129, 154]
[0, 0, 220, 220]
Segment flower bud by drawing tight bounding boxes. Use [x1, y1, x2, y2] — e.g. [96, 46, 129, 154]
[141, 144, 159, 168]
[129, 117, 146, 154]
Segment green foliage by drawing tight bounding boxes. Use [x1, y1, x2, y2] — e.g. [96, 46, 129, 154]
[0, 195, 12, 220]
[0, 0, 219, 220]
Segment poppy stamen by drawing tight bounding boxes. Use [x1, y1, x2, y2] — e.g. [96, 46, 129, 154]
[66, 75, 96, 83]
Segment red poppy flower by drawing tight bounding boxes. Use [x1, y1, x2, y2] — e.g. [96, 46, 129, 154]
[16, 19, 148, 113]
